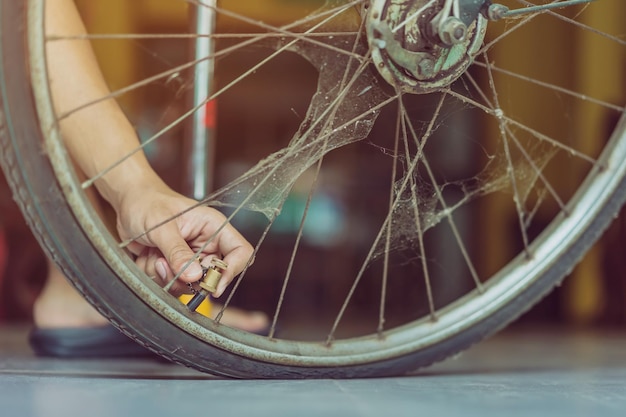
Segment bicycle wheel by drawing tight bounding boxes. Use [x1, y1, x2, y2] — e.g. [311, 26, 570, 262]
[0, 0, 624, 378]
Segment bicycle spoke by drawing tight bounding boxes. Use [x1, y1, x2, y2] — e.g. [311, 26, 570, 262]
[482, 52, 532, 257]
[472, 61, 623, 113]
[377, 100, 406, 334]
[397, 94, 443, 320]
[504, 0, 596, 18]
[269, 158, 325, 339]
[446, 89, 599, 165]
[215, 214, 278, 325]
[401, 97, 484, 292]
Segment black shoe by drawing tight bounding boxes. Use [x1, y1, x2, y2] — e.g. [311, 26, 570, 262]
[29, 325, 163, 359]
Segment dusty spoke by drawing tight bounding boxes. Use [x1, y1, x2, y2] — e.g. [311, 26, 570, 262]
[398, 94, 443, 320]
[378, 101, 403, 334]
[48, 32, 360, 41]
[482, 53, 532, 257]
[400, 96, 484, 293]
[447, 89, 598, 165]
[512, 0, 626, 46]
[472, 61, 623, 113]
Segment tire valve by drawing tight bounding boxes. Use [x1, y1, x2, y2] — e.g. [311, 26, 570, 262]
[186, 258, 228, 312]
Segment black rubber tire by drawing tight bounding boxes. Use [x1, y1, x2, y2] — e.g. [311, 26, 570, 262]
[1, 1, 625, 378]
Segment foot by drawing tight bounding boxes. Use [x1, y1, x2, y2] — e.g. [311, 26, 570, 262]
[33, 263, 108, 329]
[35, 262, 270, 333]
[211, 303, 270, 333]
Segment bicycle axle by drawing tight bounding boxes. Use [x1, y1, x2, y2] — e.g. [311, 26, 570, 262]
[366, 0, 490, 93]
[366, 0, 595, 93]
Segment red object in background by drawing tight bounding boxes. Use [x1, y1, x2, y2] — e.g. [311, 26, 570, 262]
[0, 226, 7, 321]
[204, 99, 217, 130]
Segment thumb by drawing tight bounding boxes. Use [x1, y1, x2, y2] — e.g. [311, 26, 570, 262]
[150, 221, 203, 283]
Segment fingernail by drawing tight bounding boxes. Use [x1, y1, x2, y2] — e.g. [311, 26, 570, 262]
[184, 262, 203, 281]
[155, 261, 167, 282]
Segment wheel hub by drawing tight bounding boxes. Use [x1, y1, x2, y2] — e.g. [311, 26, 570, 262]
[366, 0, 488, 94]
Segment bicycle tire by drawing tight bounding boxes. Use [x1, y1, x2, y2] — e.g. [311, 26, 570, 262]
[1, 0, 625, 378]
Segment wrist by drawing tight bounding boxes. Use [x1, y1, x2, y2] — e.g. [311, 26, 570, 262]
[95, 156, 166, 213]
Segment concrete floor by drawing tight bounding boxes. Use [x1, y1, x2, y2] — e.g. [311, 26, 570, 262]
[1, 325, 625, 417]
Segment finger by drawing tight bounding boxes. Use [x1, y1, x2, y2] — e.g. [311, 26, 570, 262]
[155, 257, 192, 295]
[212, 229, 254, 298]
[154, 257, 171, 283]
[135, 247, 164, 284]
[149, 220, 203, 283]
[125, 239, 146, 257]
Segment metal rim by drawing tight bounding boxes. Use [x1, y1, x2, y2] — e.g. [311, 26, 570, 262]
[28, 0, 626, 368]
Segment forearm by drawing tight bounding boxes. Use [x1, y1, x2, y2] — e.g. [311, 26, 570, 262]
[45, 0, 164, 209]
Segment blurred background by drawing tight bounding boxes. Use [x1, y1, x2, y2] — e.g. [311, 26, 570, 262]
[0, 0, 625, 331]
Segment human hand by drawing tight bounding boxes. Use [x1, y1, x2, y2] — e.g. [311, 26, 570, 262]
[114, 182, 253, 298]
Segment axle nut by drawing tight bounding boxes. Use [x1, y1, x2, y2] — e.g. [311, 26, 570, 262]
[439, 17, 467, 46]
